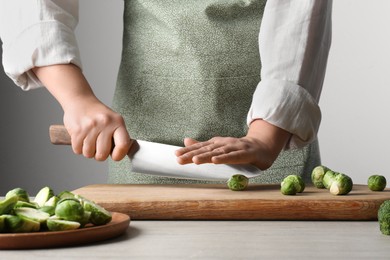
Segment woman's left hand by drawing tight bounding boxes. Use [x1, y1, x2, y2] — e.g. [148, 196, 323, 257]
[175, 119, 291, 170]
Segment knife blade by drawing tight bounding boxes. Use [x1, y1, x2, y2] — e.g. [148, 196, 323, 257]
[49, 125, 262, 181]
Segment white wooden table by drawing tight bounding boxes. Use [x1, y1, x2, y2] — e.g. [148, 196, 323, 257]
[1, 220, 389, 259]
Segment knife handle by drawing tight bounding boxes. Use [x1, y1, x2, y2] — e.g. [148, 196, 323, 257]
[49, 125, 71, 145]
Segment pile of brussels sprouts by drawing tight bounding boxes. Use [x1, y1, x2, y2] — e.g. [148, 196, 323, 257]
[310, 166, 354, 195]
[311, 165, 387, 195]
[0, 187, 112, 233]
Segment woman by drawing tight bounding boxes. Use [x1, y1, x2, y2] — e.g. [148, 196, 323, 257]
[0, 0, 332, 184]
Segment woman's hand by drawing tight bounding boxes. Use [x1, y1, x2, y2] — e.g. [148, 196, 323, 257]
[62, 96, 132, 161]
[175, 119, 291, 170]
[33, 64, 132, 161]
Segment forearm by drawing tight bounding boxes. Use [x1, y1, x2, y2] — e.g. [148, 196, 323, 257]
[32, 63, 131, 161]
[245, 119, 291, 168]
[32, 64, 98, 110]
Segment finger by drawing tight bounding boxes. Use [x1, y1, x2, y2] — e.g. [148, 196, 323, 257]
[183, 137, 199, 147]
[81, 129, 100, 158]
[68, 127, 86, 155]
[192, 145, 236, 164]
[111, 127, 132, 161]
[94, 130, 112, 161]
[175, 139, 210, 156]
[176, 142, 222, 164]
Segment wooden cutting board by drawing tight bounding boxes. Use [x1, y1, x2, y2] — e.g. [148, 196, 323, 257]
[72, 184, 390, 220]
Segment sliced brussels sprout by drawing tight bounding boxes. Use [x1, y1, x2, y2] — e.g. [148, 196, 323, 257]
[14, 201, 38, 209]
[83, 199, 112, 226]
[34, 186, 55, 207]
[46, 218, 81, 231]
[0, 195, 18, 215]
[39, 206, 56, 216]
[5, 187, 30, 203]
[3, 214, 40, 233]
[58, 190, 75, 200]
[44, 196, 60, 207]
[14, 207, 50, 224]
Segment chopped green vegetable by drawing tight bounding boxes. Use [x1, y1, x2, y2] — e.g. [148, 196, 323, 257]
[368, 175, 387, 191]
[34, 186, 54, 207]
[46, 218, 80, 231]
[311, 166, 330, 189]
[0, 195, 18, 215]
[58, 190, 75, 200]
[55, 198, 85, 223]
[5, 188, 30, 203]
[14, 207, 50, 224]
[83, 199, 112, 226]
[227, 174, 249, 191]
[44, 196, 59, 207]
[14, 201, 38, 209]
[1, 186, 112, 233]
[378, 200, 390, 235]
[3, 214, 40, 233]
[329, 173, 353, 195]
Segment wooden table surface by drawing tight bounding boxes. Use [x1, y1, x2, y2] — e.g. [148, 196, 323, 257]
[1, 220, 390, 259]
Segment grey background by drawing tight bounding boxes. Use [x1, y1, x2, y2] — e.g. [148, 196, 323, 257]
[1, 0, 389, 194]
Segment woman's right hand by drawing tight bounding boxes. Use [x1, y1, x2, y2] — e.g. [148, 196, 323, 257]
[63, 96, 132, 161]
[33, 64, 132, 161]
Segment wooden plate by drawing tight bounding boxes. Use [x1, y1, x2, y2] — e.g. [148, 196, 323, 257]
[0, 212, 130, 250]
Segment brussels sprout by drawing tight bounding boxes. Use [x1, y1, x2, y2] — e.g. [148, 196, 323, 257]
[1, 186, 112, 233]
[329, 173, 353, 195]
[58, 190, 75, 200]
[227, 174, 249, 191]
[3, 214, 40, 233]
[14, 201, 38, 209]
[55, 198, 85, 222]
[0, 215, 5, 233]
[5, 188, 30, 203]
[378, 200, 390, 235]
[0, 195, 18, 215]
[368, 175, 387, 191]
[322, 170, 338, 189]
[44, 196, 59, 207]
[39, 206, 56, 216]
[34, 186, 54, 207]
[311, 166, 330, 189]
[282, 175, 305, 193]
[281, 180, 297, 195]
[14, 207, 50, 224]
[83, 199, 112, 226]
[46, 218, 80, 231]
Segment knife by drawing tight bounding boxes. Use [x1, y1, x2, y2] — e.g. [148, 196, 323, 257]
[49, 125, 262, 181]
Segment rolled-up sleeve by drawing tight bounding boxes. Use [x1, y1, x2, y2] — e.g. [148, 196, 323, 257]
[0, 0, 81, 90]
[247, 0, 332, 149]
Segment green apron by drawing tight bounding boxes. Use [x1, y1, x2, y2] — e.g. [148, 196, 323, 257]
[108, 0, 321, 184]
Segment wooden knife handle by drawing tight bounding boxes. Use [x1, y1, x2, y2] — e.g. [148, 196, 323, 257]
[49, 125, 71, 145]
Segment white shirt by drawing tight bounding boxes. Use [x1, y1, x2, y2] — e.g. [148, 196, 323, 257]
[0, 0, 332, 149]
